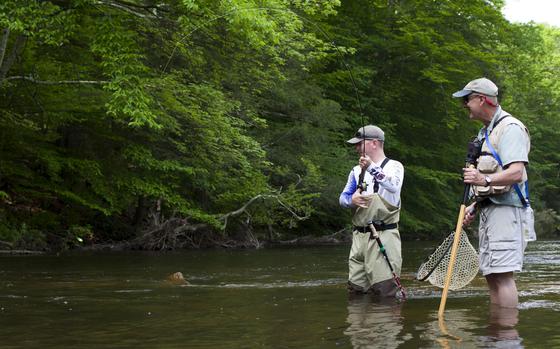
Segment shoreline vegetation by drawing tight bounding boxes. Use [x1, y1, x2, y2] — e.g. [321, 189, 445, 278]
[1, 1, 560, 252]
[0, 228, 353, 254]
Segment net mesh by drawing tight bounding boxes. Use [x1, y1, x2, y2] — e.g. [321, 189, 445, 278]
[416, 230, 479, 291]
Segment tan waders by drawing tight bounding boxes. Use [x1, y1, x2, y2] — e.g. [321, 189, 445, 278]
[348, 193, 401, 296]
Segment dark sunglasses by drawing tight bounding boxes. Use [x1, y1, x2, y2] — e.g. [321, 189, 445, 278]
[463, 94, 499, 107]
[463, 94, 481, 105]
[463, 93, 486, 105]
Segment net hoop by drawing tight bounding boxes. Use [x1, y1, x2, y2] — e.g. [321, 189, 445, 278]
[416, 230, 479, 290]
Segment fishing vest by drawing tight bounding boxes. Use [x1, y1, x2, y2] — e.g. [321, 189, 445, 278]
[351, 158, 400, 226]
[474, 111, 530, 197]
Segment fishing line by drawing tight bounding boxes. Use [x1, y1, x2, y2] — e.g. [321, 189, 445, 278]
[161, 6, 406, 295]
[161, 5, 369, 231]
[160, 6, 366, 124]
[157, 6, 369, 185]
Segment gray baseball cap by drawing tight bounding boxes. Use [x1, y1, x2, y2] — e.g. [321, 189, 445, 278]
[347, 125, 385, 144]
[452, 77, 499, 98]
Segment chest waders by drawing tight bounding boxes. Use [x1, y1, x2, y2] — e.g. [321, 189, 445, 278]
[351, 192, 405, 298]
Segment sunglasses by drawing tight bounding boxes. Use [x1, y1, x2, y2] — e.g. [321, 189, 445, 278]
[463, 94, 482, 105]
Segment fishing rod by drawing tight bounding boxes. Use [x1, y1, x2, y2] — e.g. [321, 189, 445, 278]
[162, 6, 405, 297]
[162, 5, 368, 166]
[352, 97, 405, 298]
[161, 6, 366, 117]
[357, 121, 368, 191]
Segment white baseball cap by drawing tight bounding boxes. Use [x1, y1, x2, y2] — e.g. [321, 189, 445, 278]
[452, 77, 498, 98]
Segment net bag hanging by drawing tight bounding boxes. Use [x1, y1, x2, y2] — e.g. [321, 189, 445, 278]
[416, 230, 479, 291]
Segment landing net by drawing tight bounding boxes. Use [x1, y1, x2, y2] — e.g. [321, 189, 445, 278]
[416, 230, 479, 291]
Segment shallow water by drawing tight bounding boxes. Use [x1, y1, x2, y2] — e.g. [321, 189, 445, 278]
[1, 240, 559, 348]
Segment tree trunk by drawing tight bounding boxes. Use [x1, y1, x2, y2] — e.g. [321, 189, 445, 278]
[0, 28, 10, 70]
[0, 34, 27, 82]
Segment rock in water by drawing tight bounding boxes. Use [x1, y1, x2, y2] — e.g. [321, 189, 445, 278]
[167, 271, 189, 285]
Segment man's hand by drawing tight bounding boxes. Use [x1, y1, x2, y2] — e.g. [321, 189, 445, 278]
[463, 202, 477, 226]
[463, 167, 485, 186]
[351, 191, 372, 208]
[359, 155, 372, 169]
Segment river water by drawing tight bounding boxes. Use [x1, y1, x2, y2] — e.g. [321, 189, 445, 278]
[1, 239, 559, 348]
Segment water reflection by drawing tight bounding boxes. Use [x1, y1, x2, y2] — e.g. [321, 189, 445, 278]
[434, 306, 523, 349]
[344, 295, 405, 349]
[430, 310, 474, 349]
[480, 305, 523, 348]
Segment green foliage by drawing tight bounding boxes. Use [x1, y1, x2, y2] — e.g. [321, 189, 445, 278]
[91, 17, 158, 127]
[68, 225, 94, 244]
[1, 0, 559, 249]
[0, 0, 80, 45]
[13, 224, 48, 251]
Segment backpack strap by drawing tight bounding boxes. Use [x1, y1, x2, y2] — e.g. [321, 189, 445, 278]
[483, 129, 529, 207]
[374, 158, 391, 193]
[380, 157, 390, 169]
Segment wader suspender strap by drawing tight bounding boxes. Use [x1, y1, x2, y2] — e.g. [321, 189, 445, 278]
[483, 127, 530, 208]
[373, 158, 391, 193]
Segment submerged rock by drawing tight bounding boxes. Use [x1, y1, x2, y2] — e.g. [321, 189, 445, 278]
[167, 271, 189, 285]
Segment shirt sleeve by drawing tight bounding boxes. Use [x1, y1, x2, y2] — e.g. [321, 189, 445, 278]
[378, 161, 404, 193]
[339, 169, 357, 208]
[498, 124, 529, 166]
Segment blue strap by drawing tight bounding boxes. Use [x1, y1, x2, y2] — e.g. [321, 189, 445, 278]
[484, 128, 529, 207]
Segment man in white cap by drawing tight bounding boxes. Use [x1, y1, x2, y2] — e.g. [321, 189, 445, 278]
[339, 125, 404, 297]
[454, 77, 533, 308]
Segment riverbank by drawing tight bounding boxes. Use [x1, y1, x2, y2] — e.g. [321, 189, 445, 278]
[0, 229, 352, 254]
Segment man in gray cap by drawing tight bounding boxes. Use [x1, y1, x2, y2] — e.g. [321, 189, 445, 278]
[339, 125, 405, 297]
[454, 77, 533, 308]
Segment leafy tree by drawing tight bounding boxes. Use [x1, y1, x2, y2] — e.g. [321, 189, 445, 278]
[1, 0, 559, 249]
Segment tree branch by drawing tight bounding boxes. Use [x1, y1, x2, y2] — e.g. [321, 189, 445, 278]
[94, 0, 158, 18]
[110, 0, 167, 11]
[0, 240, 13, 249]
[219, 193, 310, 231]
[5, 75, 109, 85]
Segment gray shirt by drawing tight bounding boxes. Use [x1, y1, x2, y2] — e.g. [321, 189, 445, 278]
[476, 107, 530, 207]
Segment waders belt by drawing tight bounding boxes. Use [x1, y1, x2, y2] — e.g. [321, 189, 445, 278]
[353, 222, 398, 233]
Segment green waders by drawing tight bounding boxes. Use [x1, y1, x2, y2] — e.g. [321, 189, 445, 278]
[348, 193, 401, 295]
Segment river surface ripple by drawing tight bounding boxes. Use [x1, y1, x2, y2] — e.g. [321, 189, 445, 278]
[0, 240, 559, 348]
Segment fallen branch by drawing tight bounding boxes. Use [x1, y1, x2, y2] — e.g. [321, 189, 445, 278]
[0, 240, 13, 248]
[0, 249, 44, 255]
[219, 193, 310, 231]
[5, 75, 109, 85]
[135, 216, 210, 250]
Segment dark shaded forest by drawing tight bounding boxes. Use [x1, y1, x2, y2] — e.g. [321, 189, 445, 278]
[1, 0, 559, 251]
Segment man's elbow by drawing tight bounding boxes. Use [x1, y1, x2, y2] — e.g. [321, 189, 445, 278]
[508, 163, 525, 183]
[512, 170, 524, 183]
